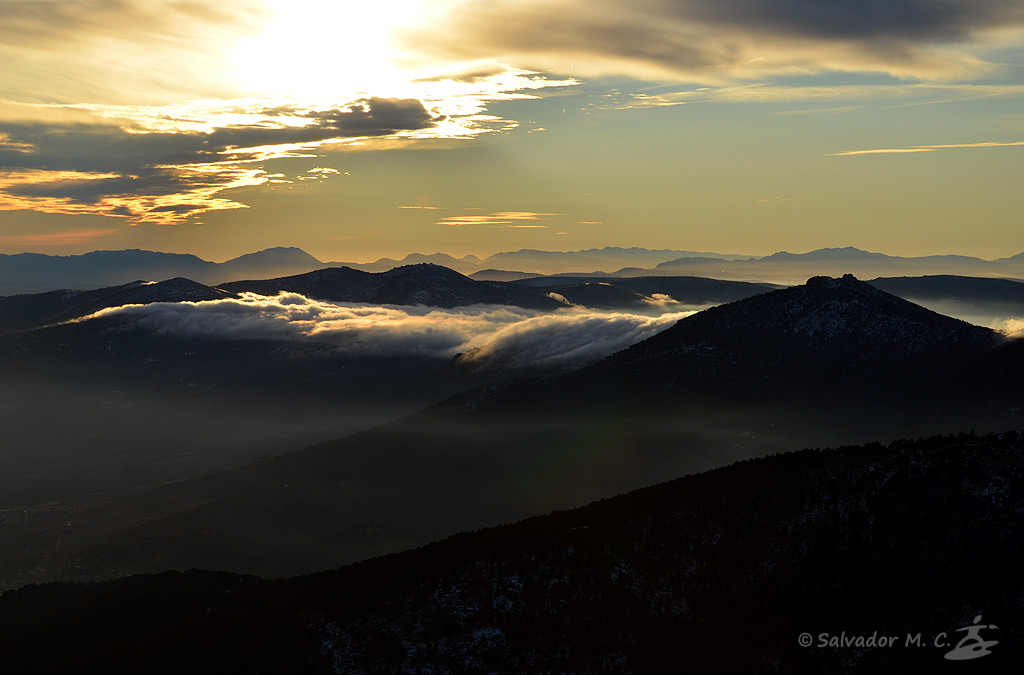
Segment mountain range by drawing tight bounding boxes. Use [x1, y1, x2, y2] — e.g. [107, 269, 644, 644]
[646, 246, 1024, 283]
[219, 264, 565, 310]
[0, 239, 1021, 674]
[0, 265, 778, 337]
[4, 245, 1024, 293]
[2, 273, 1021, 591]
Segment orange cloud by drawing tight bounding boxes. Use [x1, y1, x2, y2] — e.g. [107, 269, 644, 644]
[437, 211, 560, 227]
[831, 140, 1024, 156]
[0, 227, 119, 247]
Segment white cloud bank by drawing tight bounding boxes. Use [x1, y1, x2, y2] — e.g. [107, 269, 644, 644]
[83, 293, 694, 369]
[992, 317, 1024, 337]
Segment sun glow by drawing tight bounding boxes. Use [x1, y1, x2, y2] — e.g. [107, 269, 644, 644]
[232, 0, 434, 99]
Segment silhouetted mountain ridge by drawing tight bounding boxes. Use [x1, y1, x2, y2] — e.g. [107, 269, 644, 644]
[760, 246, 889, 261]
[1, 430, 1021, 673]
[869, 274, 1024, 305]
[221, 263, 563, 309]
[576, 273, 1002, 397]
[0, 277, 234, 335]
[449, 274, 1014, 418]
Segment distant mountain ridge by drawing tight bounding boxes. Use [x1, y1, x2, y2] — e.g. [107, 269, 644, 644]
[651, 246, 1024, 283]
[760, 245, 890, 261]
[4, 245, 1024, 293]
[0, 247, 316, 292]
[220, 263, 565, 310]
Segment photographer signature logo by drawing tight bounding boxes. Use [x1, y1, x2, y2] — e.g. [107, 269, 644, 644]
[801, 613, 999, 660]
[943, 615, 998, 661]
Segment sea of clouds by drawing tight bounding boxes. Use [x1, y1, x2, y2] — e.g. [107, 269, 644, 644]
[84, 292, 697, 369]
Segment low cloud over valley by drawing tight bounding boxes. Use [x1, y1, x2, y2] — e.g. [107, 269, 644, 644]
[83, 293, 695, 369]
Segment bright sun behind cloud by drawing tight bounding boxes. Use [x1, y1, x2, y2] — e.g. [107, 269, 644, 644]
[231, 0, 435, 99]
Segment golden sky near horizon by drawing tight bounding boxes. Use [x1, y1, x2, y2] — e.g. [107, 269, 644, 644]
[0, 0, 1023, 262]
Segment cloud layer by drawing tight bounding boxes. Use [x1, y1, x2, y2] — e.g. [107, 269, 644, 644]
[409, 0, 1024, 82]
[83, 292, 692, 368]
[0, 1, 574, 226]
[3, 0, 1022, 237]
[0, 97, 442, 223]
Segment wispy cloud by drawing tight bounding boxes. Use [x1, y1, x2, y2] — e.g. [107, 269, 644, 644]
[772, 106, 861, 116]
[0, 0, 265, 104]
[79, 293, 692, 369]
[0, 227, 119, 248]
[587, 90, 694, 111]
[583, 82, 1024, 112]
[437, 211, 561, 227]
[831, 140, 1024, 156]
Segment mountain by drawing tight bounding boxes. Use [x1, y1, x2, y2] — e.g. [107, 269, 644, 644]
[479, 246, 750, 274]
[0, 249, 216, 291]
[511, 275, 778, 308]
[328, 248, 754, 276]
[221, 263, 563, 309]
[6, 246, 1022, 292]
[564, 274, 1003, 400]
[468, 268, 538, 282]
[0, 302, 468, 509]
[4, 276, 1022, 588]
[760, 245, 889, 261]
[868, 275, 1024, 326]
[0, 247, 332, 292]
[217, 246, 325, 280]
[2, 430, 1021, 673]
[650, 247, 1024, 284]
[0, 277, 234, 335]
[870, 274, 1024, 302]
[344, 253, 483, 274]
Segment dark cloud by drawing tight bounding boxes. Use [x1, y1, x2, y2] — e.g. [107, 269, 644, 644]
[0, 98, 439, 221]
[414, 0, 1024, 79]
[683, 0, 1024, 41]
[4, 167, 234, 202]
[0, 99, 437, 173]
[147, 204, 208, 214]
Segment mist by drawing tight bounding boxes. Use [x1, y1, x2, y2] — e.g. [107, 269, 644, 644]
[82, 292, 695, 369]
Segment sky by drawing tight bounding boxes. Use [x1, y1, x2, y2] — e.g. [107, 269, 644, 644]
[0, 0, 1022, 262]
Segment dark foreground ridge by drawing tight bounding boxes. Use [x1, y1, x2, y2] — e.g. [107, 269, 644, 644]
[1, 430, 1021, 674]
